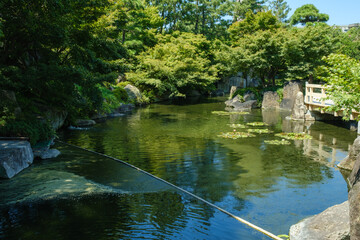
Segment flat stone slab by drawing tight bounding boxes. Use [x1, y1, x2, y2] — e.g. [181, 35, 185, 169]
[290, 201, 350, 240]
[0, 141, 34, 178]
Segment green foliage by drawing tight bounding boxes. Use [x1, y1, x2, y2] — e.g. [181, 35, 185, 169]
[267, 0, 291, 22]
[290, 4, 329, 26]
[318, 54, 360, 120]
[232, 0, 267, 21]
[0, 119, 54, 145]
[283, 24, 341, 81]
[113, 87, 129, 103]
[340, 27, 360, 60]
[127, 32, 219, 98]
[229, 11, 281, 42]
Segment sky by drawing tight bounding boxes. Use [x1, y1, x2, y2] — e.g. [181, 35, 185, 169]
[285, 0, 360, 26]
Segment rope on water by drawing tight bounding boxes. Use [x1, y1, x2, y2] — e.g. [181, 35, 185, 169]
[58, 140, 283, 240]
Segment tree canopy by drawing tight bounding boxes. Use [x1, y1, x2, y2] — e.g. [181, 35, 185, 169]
[290, 4, 329, 26]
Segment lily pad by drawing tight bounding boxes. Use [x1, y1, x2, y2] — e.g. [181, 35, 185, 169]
[246, 122, 268, 127]
[264, 139, 291, 145]
[212, 111, 250, 116]
[218, 132, 256, 139]
[228, 124, 246, 128]
[247, 128, 273, 134]
[275, 132, 312, 140]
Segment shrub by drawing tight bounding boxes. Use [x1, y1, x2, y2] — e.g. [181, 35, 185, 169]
[0, 119, 55, 145]
[113, 87, 129, 103]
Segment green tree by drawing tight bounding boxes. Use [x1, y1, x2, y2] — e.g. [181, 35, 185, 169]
[228, 10, 281, 42]
[283, 23, 341, 82]
[267, 0, 291, 22]
[232, 0, 267, 21]
[340, 27, 360, 60]
[127, 32, 218, 99]
[290, 4, 329, 26]
[319, 54, 360, 120]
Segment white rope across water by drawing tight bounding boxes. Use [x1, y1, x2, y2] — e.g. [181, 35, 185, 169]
[58, 140, 283, 240]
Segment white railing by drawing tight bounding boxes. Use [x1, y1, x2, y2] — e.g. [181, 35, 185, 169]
[304, 82, 359, 120]
[304, 83, 334, 106]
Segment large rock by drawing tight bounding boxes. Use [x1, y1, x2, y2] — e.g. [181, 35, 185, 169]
[280, 81, 303, 110]
[74, 119, 96, 127]
[338, 136, 360, 171]
[262, 91, 280, 109]
[0, 141, 34, 178]
[349, 182, 360, 240]
[232, 100, 258, 111]
[225, 95, 243, 107]
[229, 86, 238, 99]
[0, 90, 21, 116]
[348, 154, 360, 240]
[291, 92, 306, 121]
[44, 109, 68, 130]
[289, 201, 350, 240]
[124, 84, 142, 102]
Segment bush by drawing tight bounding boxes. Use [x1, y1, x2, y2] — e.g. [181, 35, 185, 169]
[0, 119, 55, 145]
[113, 87, 129, 102]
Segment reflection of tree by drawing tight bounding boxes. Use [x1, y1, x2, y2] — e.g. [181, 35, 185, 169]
[0, 192, 187, 240]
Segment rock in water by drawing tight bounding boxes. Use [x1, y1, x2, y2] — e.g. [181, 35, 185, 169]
[289, 201, 350, 240]
[74, 119, 96, 127]
[348, 154, 360, 239]
[280, 81, 303, 110]
[229, 86, 238, 99]
[262, 91, 280, 109]
[338, 136, 360, 171]
[0, 141, 34, 178]
[124, 84, 142, 102]
[291, 92, 306, 120]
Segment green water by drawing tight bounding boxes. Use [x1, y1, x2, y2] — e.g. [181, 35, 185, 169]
[0, 96, 356, 239]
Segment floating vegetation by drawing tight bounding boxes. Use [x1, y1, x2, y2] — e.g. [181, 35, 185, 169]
[218, 132, 256, 139]
[247, 128, 273, 134]
[212, 111, 250, 115]
[228, 124, 246, 128]
[264, 139, 291, 145]
[275, 132, 312, 140]
[246, 122, 268, 127]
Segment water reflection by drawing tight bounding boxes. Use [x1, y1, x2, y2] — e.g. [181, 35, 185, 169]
[6, 97, 355, 236]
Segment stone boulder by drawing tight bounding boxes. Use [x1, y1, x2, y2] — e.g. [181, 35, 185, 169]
[262, 91, 280, 109]
[291, 92, 306, 121]
[225, 95, 243, 107]
[74, 119, 96, 127]
[243, 92, 256, 102]
[338, 136, 360, 171]
[229, 86, 238, 99]
[280, 81, 303, 110]
[232, 100, 258, 111]
[348, 154, 360, 240]
[124, 84, 142, 102]
[44, 109, 68, 130]
[289, 201, 350, 240]
[0, 141, 34, 178]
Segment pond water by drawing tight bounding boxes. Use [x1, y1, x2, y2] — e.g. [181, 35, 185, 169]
[0, 96, 357, 239]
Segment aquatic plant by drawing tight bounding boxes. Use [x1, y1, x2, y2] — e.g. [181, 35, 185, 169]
[228, 123, 246, 128]
[218, 132, 256, 139]
[212, 111, 250, 115]
[264, 139, 291, 145]
[246, 122, 268, 126]
[275, 132, 312, 140]
[247, 128, 273, 134]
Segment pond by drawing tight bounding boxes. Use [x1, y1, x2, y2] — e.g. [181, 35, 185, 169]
[0, 96, 357, 239]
